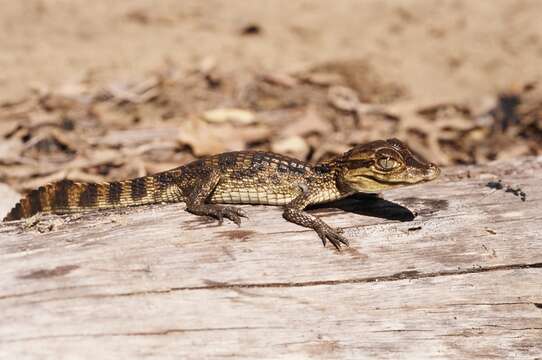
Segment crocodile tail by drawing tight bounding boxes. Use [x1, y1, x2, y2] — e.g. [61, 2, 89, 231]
[2, 173, 180, 222]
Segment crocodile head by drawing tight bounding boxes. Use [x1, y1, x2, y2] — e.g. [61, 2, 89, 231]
[332, 138, 440, 193]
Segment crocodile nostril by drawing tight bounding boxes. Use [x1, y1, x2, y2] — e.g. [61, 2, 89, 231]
[424, 164, 441, 180]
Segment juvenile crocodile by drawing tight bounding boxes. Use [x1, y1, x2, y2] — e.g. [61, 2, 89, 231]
[3, 138, 440, 249]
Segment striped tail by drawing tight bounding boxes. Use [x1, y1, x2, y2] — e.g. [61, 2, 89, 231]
[2, 173, 180, 222]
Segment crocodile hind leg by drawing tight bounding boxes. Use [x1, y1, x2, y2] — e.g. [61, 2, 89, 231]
[183, 170, 247, 225]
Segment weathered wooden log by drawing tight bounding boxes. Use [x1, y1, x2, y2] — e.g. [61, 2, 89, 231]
[1, 157, 541, 359]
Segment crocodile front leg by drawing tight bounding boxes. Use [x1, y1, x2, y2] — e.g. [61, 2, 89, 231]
[283, 192, 350, 250]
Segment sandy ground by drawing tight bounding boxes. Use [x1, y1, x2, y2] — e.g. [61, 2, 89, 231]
[1, 0, 541, 103]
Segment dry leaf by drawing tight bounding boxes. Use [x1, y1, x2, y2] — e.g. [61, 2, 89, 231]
[178, 119, 271, 156]
[106, 77, 160, 104]
[261, 73, 298, 88]
[0, 120, 21, 138]
[280, 106, 333, 137]
[202, 108, 256, 125]
[328, 86, 359, 112]
[271, 136, 310, 159]
[95, 127, 180, 147]
[299, 72, 344, 86]
[0, 138, 24, 162]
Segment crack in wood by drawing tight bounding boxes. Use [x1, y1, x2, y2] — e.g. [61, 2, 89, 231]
[441, 327, 542, 337]
[0, 284, 109, 301]
[2, 326, 282, 343]
[137, 262, 542, 292]
[7, 262, 540, 304]
[374, 302, 539, 311]
[445, 302, 537, 307]
[371, 329, 432, 333]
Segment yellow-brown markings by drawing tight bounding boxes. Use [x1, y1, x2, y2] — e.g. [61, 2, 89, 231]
[53, 180, 73, 209]
[108, 182, 122, 204]
[6, 203, 22, 221]
[28, 189, 42, 215]
[38, 185, 53, 212]
[79, 183, 98, 207]
[67, 182, 85, 209]
[131, 177, 147, 200]
[3, 168, 183, 221]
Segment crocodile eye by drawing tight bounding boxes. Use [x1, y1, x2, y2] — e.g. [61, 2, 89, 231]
[376, 157, 400, 171]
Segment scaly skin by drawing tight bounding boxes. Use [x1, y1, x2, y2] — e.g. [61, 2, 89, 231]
[3, 138, 440, 250]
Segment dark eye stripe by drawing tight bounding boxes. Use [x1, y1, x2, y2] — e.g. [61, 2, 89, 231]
[377, 148, 403, 160]
[345, 159, 373, 169]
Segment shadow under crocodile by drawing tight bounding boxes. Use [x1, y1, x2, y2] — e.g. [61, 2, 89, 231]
[308, 194, 416, 222]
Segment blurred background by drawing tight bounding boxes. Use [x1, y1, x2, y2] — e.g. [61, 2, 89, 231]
[1, 0, 541, 211]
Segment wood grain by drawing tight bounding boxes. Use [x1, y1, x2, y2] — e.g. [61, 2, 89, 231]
[1, 157, 541, 359]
